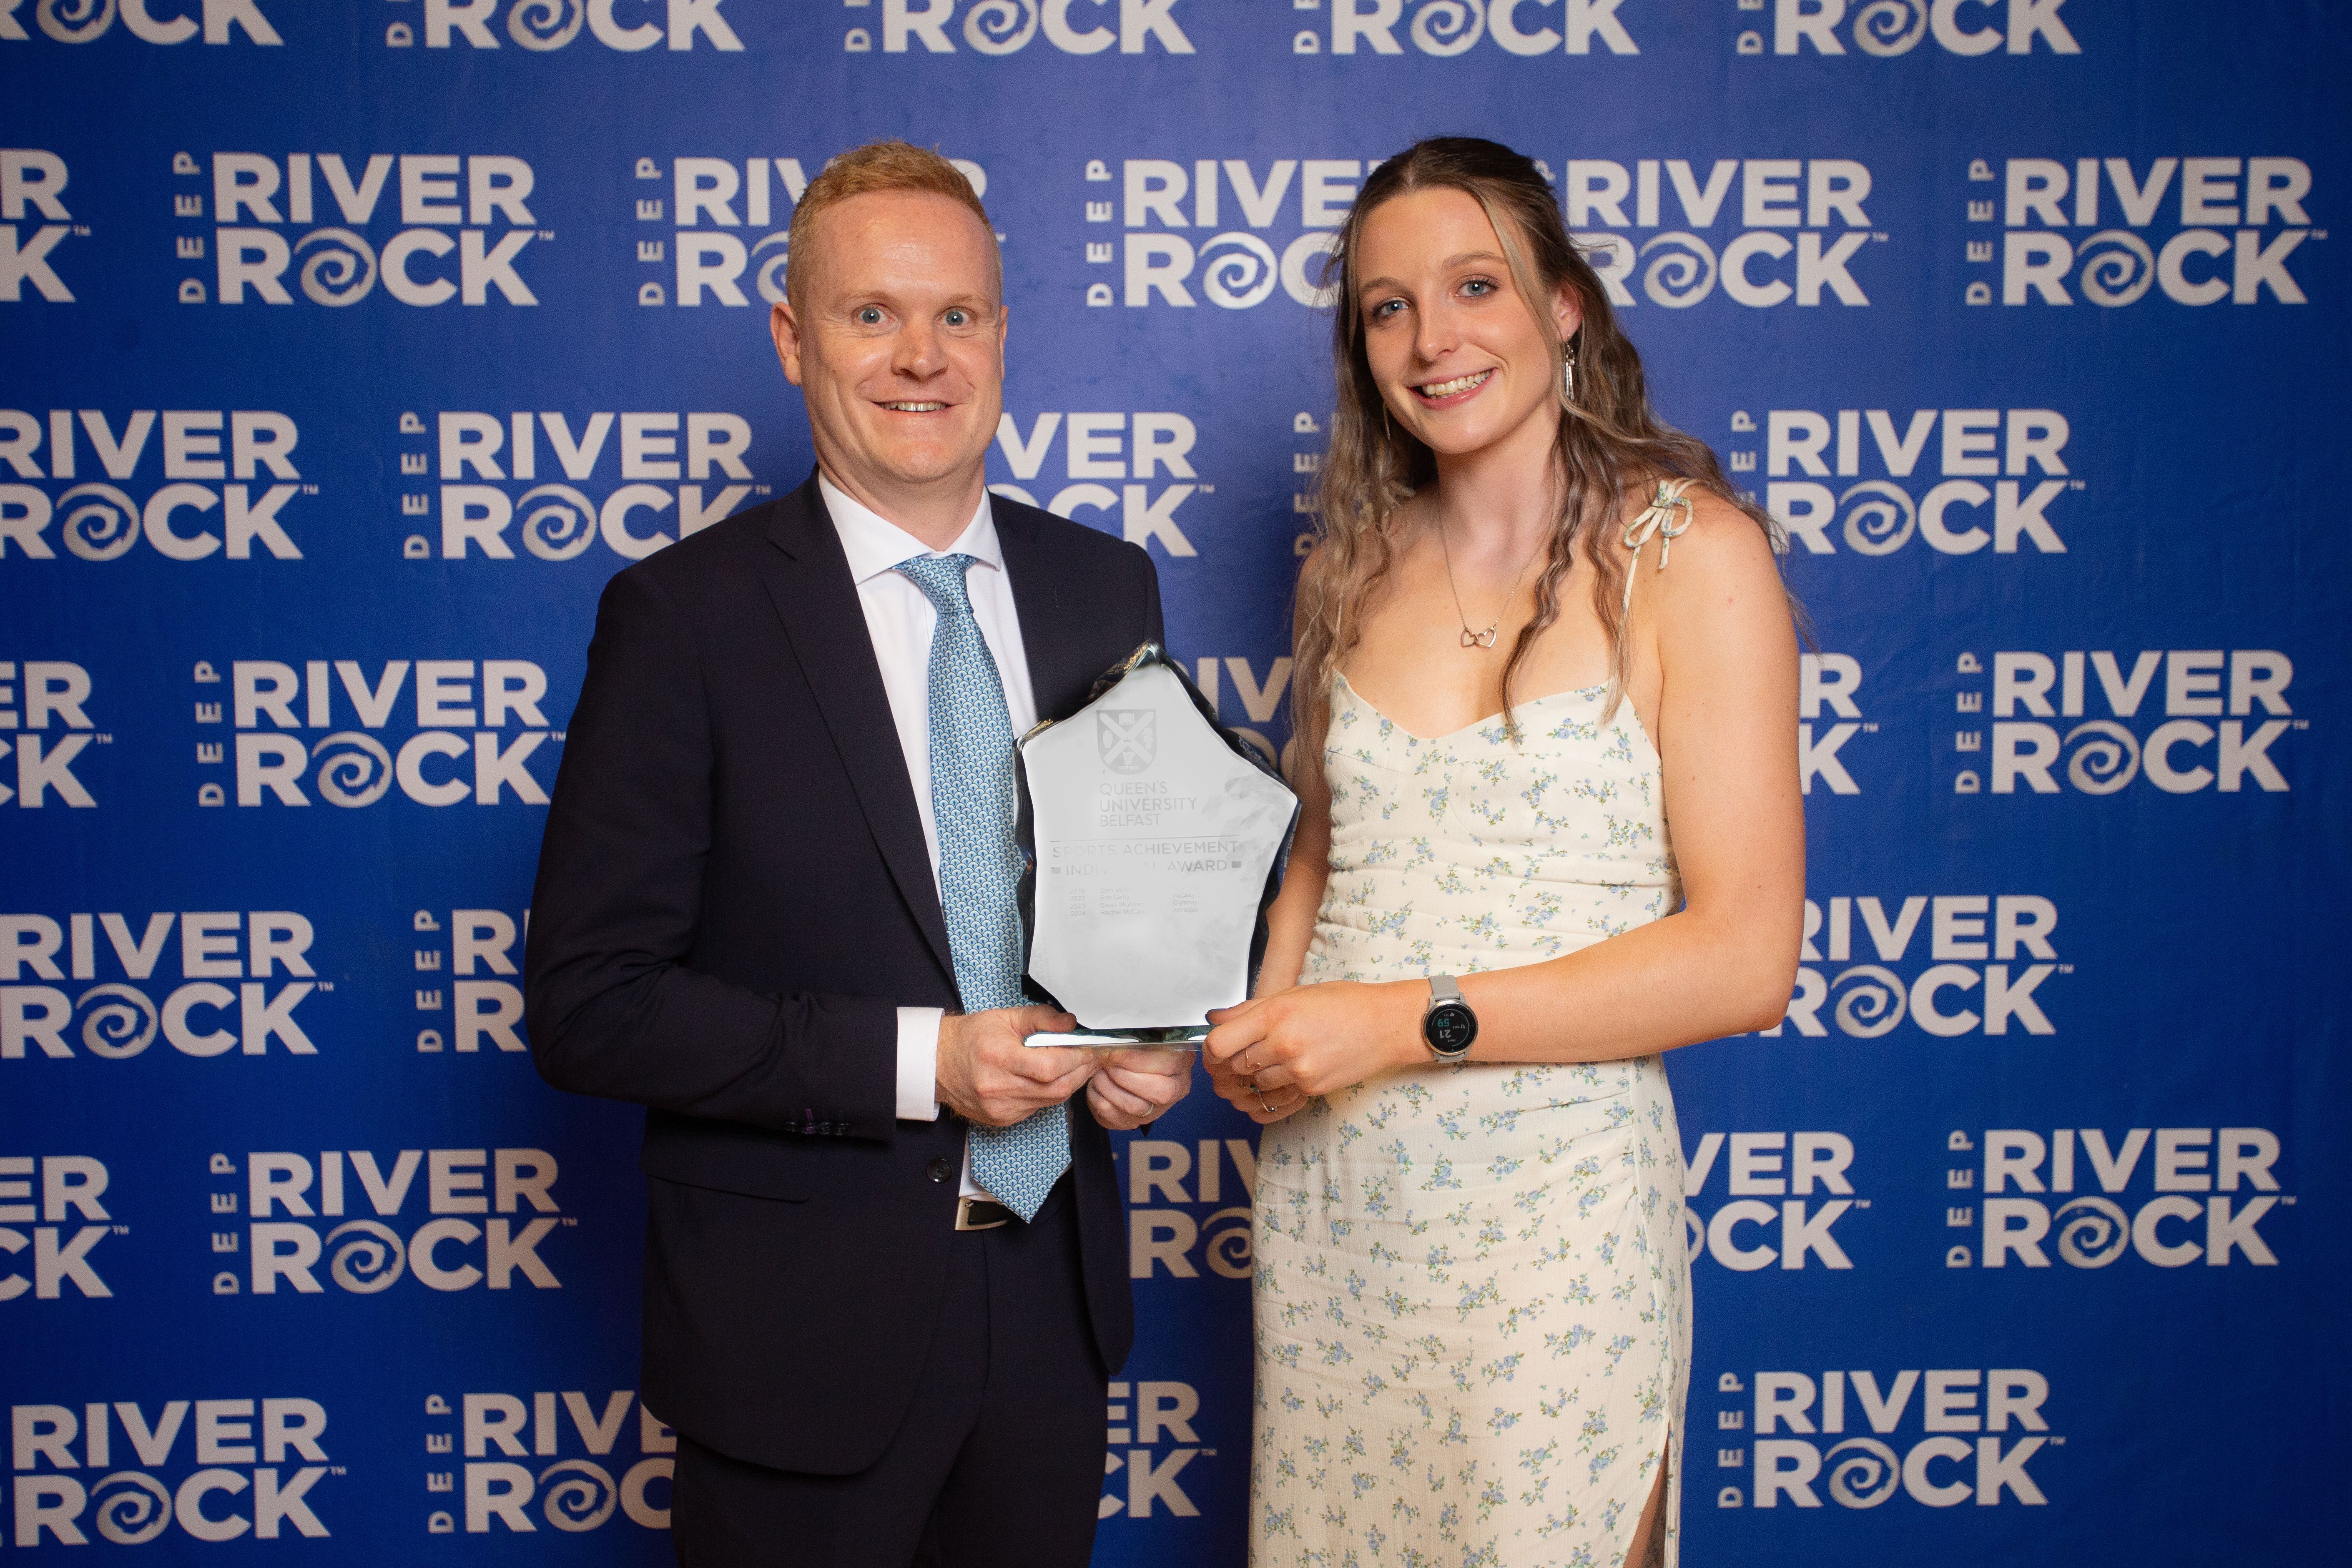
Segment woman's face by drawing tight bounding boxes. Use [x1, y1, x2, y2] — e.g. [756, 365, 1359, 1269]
[1353, 186, 1580, 463]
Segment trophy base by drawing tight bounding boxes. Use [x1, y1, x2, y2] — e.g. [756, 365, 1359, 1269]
[1022, 1027, 1207, 1051]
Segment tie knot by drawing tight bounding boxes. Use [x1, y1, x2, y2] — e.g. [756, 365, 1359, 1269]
[895, 553, 980, 617]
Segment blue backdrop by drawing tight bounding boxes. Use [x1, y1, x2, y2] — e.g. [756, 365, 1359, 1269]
[3, 0, 2344, 1560]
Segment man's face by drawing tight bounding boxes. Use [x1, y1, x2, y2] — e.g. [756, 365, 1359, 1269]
[773, 190, 1007, 504]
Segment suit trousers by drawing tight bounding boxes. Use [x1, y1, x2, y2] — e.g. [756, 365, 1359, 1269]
[670, 1179, 1107, 1567]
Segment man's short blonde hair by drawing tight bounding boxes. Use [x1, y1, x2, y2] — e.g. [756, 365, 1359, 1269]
[786, 140, 997, 304]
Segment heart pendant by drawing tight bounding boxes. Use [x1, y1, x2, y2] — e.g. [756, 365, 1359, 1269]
[1462, 627, 1498, 650]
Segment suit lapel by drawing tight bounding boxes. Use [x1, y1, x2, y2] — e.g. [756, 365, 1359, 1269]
[995, 495, 1104, 723]
[757, 476, 956, 983]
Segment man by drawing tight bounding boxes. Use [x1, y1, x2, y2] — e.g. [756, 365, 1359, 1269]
[525, 141, 1192, 1565]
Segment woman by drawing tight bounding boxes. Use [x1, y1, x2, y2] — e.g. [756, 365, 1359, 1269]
[1205, 137, 1805, 1568]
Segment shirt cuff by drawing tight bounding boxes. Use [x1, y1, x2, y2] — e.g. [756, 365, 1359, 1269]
[896, 1007, 944, 1122]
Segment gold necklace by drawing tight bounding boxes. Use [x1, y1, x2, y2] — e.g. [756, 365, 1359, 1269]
[1437, 519, 1544, 650]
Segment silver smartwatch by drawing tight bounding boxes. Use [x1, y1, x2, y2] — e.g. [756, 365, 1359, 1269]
[1423, 976, 1478, 1063]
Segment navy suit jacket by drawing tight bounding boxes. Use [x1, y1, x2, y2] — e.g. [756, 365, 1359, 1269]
[525, 472, 1165, 1474]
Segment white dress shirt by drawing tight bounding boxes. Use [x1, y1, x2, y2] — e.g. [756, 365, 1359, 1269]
[819, 475, 1038, 1202]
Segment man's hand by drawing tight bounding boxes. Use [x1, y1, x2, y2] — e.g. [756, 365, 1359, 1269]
[936, 1006, 1096, 1127]
[1084, 1047, 1195, 1131]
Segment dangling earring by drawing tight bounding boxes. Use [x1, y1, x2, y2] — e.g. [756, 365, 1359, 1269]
[1561, 338, 1579, 403]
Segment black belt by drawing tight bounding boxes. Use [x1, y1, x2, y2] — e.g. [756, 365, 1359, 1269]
[954, 1197, 1014, 1232]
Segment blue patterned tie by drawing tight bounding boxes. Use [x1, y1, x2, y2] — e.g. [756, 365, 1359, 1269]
[895, 553, 1069, 1222]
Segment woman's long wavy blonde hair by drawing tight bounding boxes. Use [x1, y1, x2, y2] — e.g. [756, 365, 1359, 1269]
[1293, 136, 1782, 755]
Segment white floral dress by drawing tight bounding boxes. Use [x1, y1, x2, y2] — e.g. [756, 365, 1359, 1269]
[1250, 672, 1689, 1568]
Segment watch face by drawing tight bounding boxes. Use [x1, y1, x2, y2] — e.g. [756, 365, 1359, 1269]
[1426, 1002, 1477, 1054]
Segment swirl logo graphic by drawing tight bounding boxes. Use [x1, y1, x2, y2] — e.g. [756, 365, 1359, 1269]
[1200, 233, 1280, 310]
[963, 0, 1036, 53]
[2053, 1196, 2129, 1267]
[311, 732, 394, 807]
[90, 1472, 173, 1545]
[1638, 233, 1717, 309]
[1837, 481, 1916, 556]
[1409, 0, 1483, 55]
[1850, 0, 1926, 55]
[36, 0, 113, 42]
[507, 0, 582, 49]
[2062, 720, 2140, 794]
[1203, 1207, 1255, 1279]
[752, 231, 791, 305]
[1824, 1439, 1901, 1507]
[1829, 965, 1907, 1037]
[57, 483, 141, 561]
[76, 984, 158, 1059]
[517, 484, 600, 560]
[2075, 229, 2156, 307]
[538, 1460, 618, 1531]
[326, 1219, 407, 1292]
[296, 229, 379, 307]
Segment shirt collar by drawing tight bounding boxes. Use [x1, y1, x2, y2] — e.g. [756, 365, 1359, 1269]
[818, 474, 1001, 586]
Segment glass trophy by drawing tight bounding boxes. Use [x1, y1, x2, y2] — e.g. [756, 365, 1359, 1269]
[1017, 643, 1299, 1049]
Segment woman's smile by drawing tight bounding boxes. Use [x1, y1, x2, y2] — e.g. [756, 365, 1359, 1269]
[1411, 366, 1495, 407]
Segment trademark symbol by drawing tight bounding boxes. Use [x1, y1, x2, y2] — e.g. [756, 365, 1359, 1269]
[73, 226, 92, 238]
[2282, 1195, 2297, 1205]
[1199, 484, 1215, 494]
[95, 734, 112, 744]
[2069, 480, 2086, 490]
[1871, 232, 1889, 243]
[1860, 723, 1878, 733]
[330, 1467, 347, 1477]
[550, 730, 567, 743]
[2057, 965, 2073, 974]
[561, 1217, 579, 1227]
[754, 485, 772, 495]
[1853, 1200, 1869, 1209]
[538, 231, 555, 241]
[302, 484, 321, 496]
[1202, 1448, 1217, 1457]
[2048, 1436, 2065, 1446]
[317, 981, 335, 992]
[2292, 720, 2309, 730]
[2311, 230, 2327, 241]
[112, 1225, 130, 1235]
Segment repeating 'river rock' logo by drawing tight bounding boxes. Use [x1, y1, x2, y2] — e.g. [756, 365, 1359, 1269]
[176, 151, 547, 309]
[1742, 404, 2078, 558]
[1295, 0, 1639, 58]
[0, 0, 286, 46]
[0, 662, 101, 808]
[1770, 891, 2068, 1039]
[427, 1388, 673, 1535]
[402, 408, 767, 561]
[3, 909, 325, 1063]
[379, 0, 741, 51]
[850, 0, 1195, 56]
[1941, 1124, 2288, 1270]
[214, 1145, 571, 1297]
[198, 655, 562, 808]
[0, 407, 314, 562]
[1735, 0, 2081, 58]
[1568, 156, 1883, 310]
[1956, 646, 2301, 797]
[1972, 155, 2317, 308]
[9, 1395, 338, 1548]
[1712, 1362, 2057, 1511]
[1683, 1131, 1863, 1272]
[1, 151, 80, 303]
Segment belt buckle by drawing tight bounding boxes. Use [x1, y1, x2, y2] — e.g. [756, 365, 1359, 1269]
[955, 1197, 1010, 1232]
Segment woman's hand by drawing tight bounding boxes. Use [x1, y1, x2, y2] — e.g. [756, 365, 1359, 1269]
[1204, 981, 1426, 1121]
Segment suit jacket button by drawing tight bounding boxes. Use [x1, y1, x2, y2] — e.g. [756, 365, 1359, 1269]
[926, 1158, 950, 1183]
